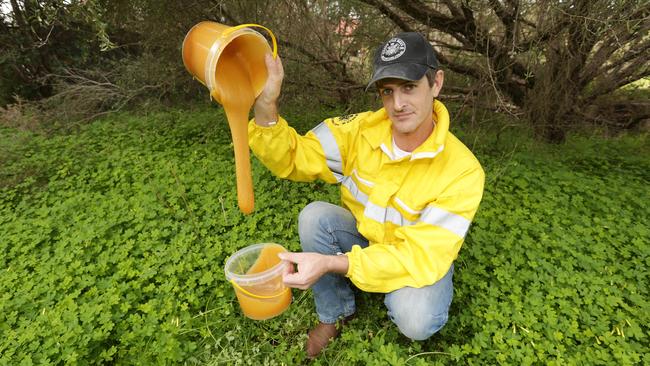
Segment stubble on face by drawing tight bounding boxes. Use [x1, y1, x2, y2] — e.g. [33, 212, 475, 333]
[378, 76, 436, 148]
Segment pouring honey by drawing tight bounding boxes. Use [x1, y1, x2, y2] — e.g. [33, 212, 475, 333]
[182, 22, 277, 214]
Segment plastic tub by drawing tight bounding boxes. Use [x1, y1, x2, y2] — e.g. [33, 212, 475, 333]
[224, 243, 291, 320]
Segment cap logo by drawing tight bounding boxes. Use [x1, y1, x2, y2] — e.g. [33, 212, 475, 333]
[380, 37, 406, 62]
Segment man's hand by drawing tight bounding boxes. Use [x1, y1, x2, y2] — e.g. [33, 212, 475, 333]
[253, 53, 284, 126]
[278, 252, 349, 290]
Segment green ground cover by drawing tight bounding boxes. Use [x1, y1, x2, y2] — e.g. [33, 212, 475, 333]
[1, 107, 648, 365]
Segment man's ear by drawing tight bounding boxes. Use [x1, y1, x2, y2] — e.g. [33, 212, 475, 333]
[432, 70, 444, 98]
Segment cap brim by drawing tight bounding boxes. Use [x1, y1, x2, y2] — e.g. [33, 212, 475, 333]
[365, 63, 429, 91]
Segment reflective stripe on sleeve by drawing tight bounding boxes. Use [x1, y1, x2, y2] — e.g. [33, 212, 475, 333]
[420, 205, 470, 237]
[311, 122, 343, 181]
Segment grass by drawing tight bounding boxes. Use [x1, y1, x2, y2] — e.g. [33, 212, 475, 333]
[0, 104, 648, 365]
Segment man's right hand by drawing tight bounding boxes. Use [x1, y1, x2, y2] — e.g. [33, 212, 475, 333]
[253, 53, 284, 126]
[278, 252, 349, 290]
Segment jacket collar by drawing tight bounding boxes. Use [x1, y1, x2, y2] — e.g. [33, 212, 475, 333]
[362, 100, 449, 160]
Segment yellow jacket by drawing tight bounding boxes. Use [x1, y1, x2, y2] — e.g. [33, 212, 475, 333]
[249, 100, 484, 293]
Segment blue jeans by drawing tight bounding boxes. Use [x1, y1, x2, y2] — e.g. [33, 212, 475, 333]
[298, 201, 454, 341]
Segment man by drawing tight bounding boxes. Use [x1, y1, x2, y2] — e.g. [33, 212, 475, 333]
[249, 32, 485, 358]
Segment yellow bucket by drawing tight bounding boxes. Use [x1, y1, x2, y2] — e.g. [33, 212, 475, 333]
[181, 21, 277, 103]
[224, 243, 292, 320]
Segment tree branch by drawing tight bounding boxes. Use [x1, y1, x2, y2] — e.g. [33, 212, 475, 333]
[587, 56, 650, 101]
[9, 0, 26, 29]
[435, 51, 482, 80]
[432, 39, 476, 52]
[488, 0, 509, 25]
[581, 13, 649, 84]
[601, 39, 650, 77]
[359, 0, 415, 32]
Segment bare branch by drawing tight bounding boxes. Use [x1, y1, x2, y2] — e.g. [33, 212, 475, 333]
[432, 39, 476, 52]
[488, 0, 509, 25]
[9, 0, 26, 29]
[581, 14, 650, 83]
[441, 0, 463, 19]
[600, 39, 650, 77]
[435, 51, 482, 80]
[358, 0, 415, 32]
[588, 56, 650, 101]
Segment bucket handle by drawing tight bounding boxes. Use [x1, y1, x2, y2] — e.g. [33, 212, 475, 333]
[207, 23, 278, 102]
[222, 23, 278, 59]
[230, 279, 290, 299]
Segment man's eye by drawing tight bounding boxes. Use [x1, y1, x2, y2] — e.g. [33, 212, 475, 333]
[403, 84, 415, 91]
[380, 89, 392, 96]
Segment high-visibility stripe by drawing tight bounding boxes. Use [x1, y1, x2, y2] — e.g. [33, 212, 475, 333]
[420, 205, 470, 237]
[342, 175, 368, 205]
[379, 143, 397, 160]
[379, 143, 445, 161]
[364, 200, 415, 226]
[343, 175, 469, 237]
[352, 169, 374, 187]
[379, 142, 410, 161]
[412, 145, 444, 160]
[312, 122, 343, 181]
[394, 197, 420, 215]
[343, 177, 412, 226]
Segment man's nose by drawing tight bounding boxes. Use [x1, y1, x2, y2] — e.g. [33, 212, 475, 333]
[393, 91, 406, 111]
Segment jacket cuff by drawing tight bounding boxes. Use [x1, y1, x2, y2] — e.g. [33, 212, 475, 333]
[345, 245, 362, 279]
[249, 116, 287, 132]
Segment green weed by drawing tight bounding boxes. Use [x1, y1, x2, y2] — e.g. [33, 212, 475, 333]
[0, 107, 647, 365]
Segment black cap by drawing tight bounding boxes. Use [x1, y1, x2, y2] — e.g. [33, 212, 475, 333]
[366, 32, 438, 90]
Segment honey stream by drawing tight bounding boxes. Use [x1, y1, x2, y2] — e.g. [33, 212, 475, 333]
[213, 37, 261, 214]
